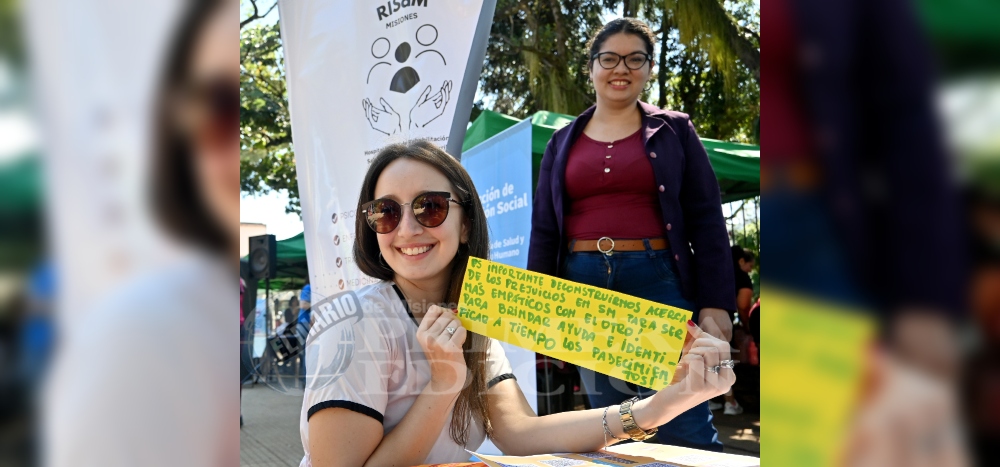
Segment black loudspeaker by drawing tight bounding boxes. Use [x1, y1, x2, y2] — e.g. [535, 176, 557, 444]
[248, 234, 277, 280]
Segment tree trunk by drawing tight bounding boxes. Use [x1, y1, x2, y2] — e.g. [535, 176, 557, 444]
[623, 0, 635, 18]
[730, 34, 760, 82]
[679, 52, 704, 120]
[657, 16, 670, 108]
[547, 0, 568, 60]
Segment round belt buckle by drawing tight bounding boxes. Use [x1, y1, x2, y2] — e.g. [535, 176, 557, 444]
[597, 237, 615, 256]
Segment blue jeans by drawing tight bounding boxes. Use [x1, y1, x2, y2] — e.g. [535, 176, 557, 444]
[766, 189, 866, 306]
[562, 240, 723, 452]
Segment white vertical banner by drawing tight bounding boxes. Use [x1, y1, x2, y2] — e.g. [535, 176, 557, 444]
[278, 0, 495, 301]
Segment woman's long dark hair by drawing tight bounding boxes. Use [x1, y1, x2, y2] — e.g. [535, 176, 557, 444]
[731, 245, 755, 270]
[150, 0, 228, 253]
[353, 140, 493, 445]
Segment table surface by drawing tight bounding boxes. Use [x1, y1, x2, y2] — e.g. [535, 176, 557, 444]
[466, 442, 760, 467]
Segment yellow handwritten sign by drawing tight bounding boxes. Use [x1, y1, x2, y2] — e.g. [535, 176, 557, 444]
[762, 286, 875, 466]
[457, 257, 692, 389]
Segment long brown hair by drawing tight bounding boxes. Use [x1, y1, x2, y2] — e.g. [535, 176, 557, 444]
[353, 140, 493, 445]
[150, 0, 229, 253]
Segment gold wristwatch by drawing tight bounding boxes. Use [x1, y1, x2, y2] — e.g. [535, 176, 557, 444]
[619, 397, 658, 441]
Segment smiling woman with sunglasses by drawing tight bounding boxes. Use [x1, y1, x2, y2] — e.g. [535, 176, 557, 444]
[300, 140, 735, 467]
[527, 18, 737, 452]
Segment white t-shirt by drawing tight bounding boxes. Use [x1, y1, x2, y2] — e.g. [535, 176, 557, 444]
[299, 281, 515, 466]
[45, 254, 237, 467]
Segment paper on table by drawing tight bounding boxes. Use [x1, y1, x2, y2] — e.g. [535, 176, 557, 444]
[469, 443, 760, 467]
[606, 443, 760, 466]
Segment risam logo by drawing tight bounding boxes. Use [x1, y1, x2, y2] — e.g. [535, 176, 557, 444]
[376, 0, 427, 21]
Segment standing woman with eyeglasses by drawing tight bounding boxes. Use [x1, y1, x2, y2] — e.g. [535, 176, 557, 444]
[527, 18, 736, 452]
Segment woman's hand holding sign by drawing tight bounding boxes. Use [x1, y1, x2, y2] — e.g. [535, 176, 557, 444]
[416, 305, 468, 395]
[631, 320, 736, 431]
[485, 318, 738, 456]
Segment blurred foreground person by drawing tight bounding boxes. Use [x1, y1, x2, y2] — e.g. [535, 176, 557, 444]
[765, 0, 970, 464]
[43, 0, 238, 466]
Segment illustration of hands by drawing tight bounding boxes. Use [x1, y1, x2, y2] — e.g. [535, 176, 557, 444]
[409, 80, 452, 129]
[362, 97, 402, 136]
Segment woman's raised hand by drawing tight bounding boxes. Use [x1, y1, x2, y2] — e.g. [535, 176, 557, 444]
[416, 305, 468, 395]
[652, 321, 735, 414]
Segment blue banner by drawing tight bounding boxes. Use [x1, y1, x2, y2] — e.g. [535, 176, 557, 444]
[461, 118, 533, 268]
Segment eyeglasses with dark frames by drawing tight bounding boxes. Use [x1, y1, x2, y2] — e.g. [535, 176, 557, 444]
[591, 52, 651, 70]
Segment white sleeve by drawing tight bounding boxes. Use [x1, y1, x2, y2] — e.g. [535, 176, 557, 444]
[485, 339, 515, 389]
[45, 272, 236, 467]
[303, 316, 393, 424]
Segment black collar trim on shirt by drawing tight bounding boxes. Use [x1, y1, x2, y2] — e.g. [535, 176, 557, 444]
[307, 400, 384, 424]
[391, 284, 419, 327]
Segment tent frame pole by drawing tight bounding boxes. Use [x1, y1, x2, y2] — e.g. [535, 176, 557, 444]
[265, 278, 271, 337]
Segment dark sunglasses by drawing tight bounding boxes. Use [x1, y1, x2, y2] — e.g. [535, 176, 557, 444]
[173, 78, 239, 150]
[362, 191, 465, 234]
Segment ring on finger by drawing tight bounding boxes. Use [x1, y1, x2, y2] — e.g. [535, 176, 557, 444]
[708, 359, 739, 375]
[446, 326, 457, 336]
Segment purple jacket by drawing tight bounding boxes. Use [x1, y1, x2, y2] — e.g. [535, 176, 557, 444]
[782, 0, 964, 317]
[527, 102, 737, 314]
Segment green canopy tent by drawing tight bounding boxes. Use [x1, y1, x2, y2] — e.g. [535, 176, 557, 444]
[268, 232, 309, 279]
[0, 153, 45, 269]
[0, 154, 43, 215]
[700, 138, 761, 203]
[462, 110, 760, 203]
[917, 0, 1000, 74]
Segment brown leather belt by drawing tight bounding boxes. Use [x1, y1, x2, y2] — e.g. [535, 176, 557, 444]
[570, 237, 669, 254]
[761, 160, 822, 191]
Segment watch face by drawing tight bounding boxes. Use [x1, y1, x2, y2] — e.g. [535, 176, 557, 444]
[618, 397, 656, 440]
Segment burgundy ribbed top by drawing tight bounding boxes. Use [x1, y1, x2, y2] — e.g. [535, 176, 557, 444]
[564, 129, 666, 240]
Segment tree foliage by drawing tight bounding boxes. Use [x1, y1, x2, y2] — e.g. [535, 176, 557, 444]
[663, 0, 759, 143]
[240, 21, 300, 215]
[669, 0, 760, 83]
[478, 0, 605, 118]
